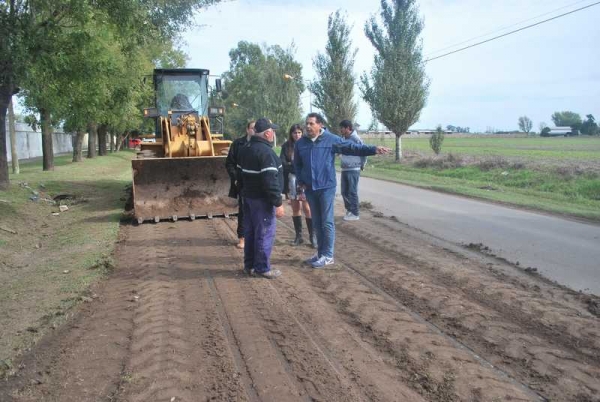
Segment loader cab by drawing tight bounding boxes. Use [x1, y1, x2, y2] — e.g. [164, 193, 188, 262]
[140, 68, 231, 158]
[154, 69, 210, 134]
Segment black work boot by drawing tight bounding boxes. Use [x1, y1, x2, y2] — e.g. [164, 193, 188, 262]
[291, 216, 304, 246]
[305, 218, 317, 249]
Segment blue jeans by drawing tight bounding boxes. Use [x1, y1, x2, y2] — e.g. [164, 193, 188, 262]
[243, 197, 276, 273]
[305, 186, 336, 258]
[341, 170, 360, 216]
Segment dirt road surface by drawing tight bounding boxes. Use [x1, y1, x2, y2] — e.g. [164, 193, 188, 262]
[1, 206, 599, 402]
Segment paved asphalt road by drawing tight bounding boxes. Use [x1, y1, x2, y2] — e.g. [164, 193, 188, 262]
[341, 175, 600, 295]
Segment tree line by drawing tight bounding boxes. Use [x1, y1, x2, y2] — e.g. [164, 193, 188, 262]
[0, 0, 224, 189]
[518, 111, 598, 136]
[1, 0, 430, 190]
[445, 125, 471, 133]
[219, 0, 429, 161]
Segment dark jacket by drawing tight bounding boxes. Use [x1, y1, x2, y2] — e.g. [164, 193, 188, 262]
[279, 140, 296, 195]
[293, 130, 377, 191]
[225, 135, 249, 198]
[237, 136, 283, 207]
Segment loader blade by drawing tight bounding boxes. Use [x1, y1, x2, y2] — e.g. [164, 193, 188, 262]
[132, 157, 238, 222]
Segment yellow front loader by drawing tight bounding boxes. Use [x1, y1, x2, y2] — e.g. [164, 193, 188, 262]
[132, 68, 237, 224]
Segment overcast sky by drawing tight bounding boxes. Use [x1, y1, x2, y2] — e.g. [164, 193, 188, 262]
[183, 0, 600, 132]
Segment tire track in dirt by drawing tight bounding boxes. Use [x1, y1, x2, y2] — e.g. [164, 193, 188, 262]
[214, 219, 366, 402]
[204, 220, 310, 402]
[222, 218, 535, 402]
[271, 219, 538, 402]
[343, 217, 600, 358]
[203, 271, 261, 402]
[114, 221, 248, 402]
[331, 213, 600, 401]
[219, 221, 428, 402]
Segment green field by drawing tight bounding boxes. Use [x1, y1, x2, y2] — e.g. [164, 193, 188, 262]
[357, 136, 600, 220]
[369, 136, 600, 160]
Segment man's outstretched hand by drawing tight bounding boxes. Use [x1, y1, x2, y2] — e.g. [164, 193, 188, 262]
[375, 146, 392, 155]
[275, 205, 285, 218]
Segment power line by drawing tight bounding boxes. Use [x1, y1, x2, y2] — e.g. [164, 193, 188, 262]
[425, 1, 600, 62]
[425, 0, 591, 57]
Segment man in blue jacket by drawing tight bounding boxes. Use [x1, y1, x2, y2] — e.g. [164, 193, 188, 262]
[293, 113, 390, 268]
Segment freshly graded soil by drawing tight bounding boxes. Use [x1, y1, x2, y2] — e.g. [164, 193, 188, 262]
[1, 205, 599, 402]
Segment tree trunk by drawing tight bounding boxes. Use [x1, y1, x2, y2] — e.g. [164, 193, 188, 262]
[8, 97, 19, 174]
[87, 121, 97, 158]
[40, 108, 54, 171]
[110, 131, 115, 152]
[98, 123, 107, 156]
[72, 131, 85, 162]
[116, 133, 123, 152]
[395, 133, 403, 161]
[0, 89, 11, 190]
[116, 131, 129, 152]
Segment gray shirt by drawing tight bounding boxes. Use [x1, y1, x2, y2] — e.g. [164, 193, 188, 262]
[340, 131, 367, 171]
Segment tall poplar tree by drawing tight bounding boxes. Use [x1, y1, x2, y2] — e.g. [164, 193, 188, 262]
[361, 0, 429, 161]
[311, 10, 358, 134]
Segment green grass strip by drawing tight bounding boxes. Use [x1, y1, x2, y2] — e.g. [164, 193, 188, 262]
[362, 157, 600, 221]
[0, 151, 134, 362]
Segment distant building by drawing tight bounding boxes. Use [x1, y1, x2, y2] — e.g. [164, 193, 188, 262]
[361, 130, 393, 137]
[546, 126, 578, 137]
[406, 129, 454, 135]
[361, 128, 453, 137]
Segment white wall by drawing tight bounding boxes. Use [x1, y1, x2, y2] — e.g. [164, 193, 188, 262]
[5, 122, 76, 162]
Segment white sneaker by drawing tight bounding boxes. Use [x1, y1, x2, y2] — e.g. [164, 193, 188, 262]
[311, 256, 334, 268]
[343, 213, 360, 221]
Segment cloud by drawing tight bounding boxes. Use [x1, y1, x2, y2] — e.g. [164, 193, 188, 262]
[183, 0, 600, 132]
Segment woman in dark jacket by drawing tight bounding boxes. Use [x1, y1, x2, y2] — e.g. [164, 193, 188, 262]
[280, 124, 316, 247]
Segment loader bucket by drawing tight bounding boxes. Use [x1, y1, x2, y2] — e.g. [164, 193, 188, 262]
[132, 157, 238, 223]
